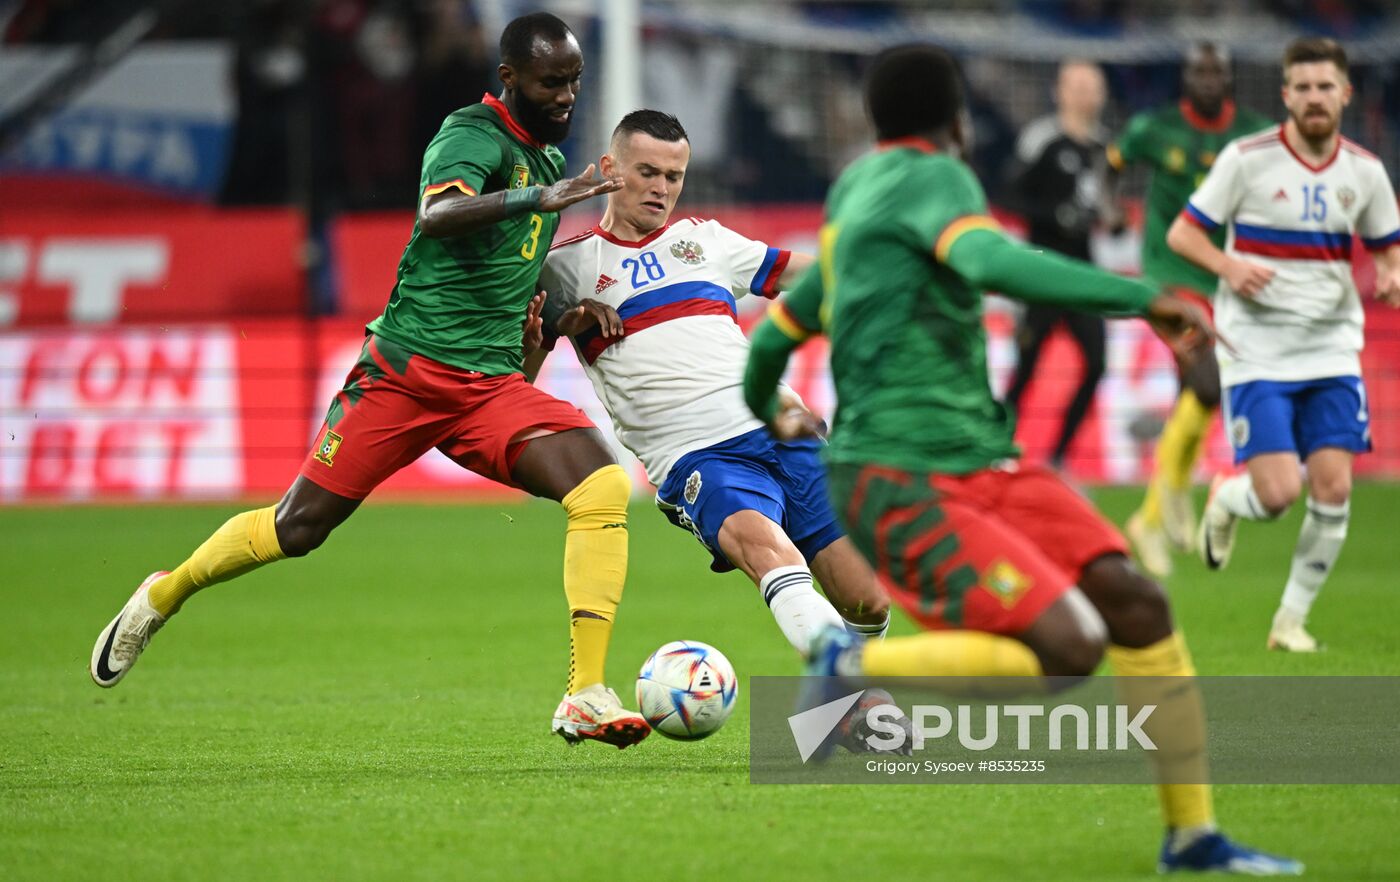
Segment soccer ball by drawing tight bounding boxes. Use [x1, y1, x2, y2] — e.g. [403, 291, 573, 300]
[636, 641, 738, 740]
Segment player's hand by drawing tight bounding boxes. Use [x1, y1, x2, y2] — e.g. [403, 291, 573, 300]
[768, 391, 828, 442]
[1375, 267, 1400, 307]
[556, 297, 624, 338]
[1221, 256, 1274, 298]
[1146, 292, 1230, 359]
[539, 164, 623, 212]
[521, 290, 547, 356]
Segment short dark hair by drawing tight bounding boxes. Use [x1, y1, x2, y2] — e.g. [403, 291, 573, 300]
[499, 12, 573, 67]
[1283, 37, 1348, 79]
[611, 110, 689, 147]
[865, 44, 963, 141]
[1186, 40, 1231, 67]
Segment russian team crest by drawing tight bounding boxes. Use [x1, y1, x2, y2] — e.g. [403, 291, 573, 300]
[670, 239, 705, 265]
[1231, 417, 1251, 449]
[1338, 187, 1356, 211]
[314, 429, 344, 466]
[511, 164, 530, 190]
[684, 470, 703, 505]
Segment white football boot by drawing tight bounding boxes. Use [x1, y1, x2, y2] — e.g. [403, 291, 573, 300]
[90, 571, 169, 687]
[1197, 475, 1239, 571]
[1126, 511, 1172, 580]
[551, 683, 650, 749]
[1160, 484, 1199, 555]
[1267, 609, 1321, 653]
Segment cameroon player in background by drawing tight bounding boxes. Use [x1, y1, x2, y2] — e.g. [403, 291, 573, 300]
[744, 44, 1301, 875]
[89, 13, 651, 749]
[1105, 43, 1273, 579]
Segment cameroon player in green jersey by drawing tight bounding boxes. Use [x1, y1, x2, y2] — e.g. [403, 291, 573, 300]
[744, 44, 1301, 875]
[1105, 43, 1273, 579]
[89, 14, 652, 750]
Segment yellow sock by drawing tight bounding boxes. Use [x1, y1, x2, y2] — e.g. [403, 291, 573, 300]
[147, 506, 286, 617]
[862, 631, 1043, 679]
[1161, 391, 1212, 490]
[1107, 633, 1215, 830]
[1137, 479, 1164, 527]
[561, 464, 630, 694]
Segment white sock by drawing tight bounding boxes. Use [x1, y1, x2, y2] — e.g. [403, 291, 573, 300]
[1279, 498, 1349, 621]
[760, 565, 844, 655]
[1212, 473, 1275, 521]
[844, 612, 889, 640]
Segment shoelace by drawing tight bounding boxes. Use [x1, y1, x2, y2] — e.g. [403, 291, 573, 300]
[112, 613, 163, 663]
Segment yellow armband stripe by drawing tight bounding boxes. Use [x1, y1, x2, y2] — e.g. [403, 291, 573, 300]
[933, 215, 1002, 263]
[423, 178, 478, 198]
[768, 302, 814, 342]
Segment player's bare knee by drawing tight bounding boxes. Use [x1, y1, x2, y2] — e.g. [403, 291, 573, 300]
[1022, 591, 1107, 681]
[1193, 378, 1221, 410]
[272, 508, 333, 557]
[1308, 475, 1351, 507]
[1080, 555, 1173, 645]
[1253, 479, 1300, 517]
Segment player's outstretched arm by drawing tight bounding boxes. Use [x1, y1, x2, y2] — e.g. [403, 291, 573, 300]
[744, 268, 825, 439]
[775, 252, 816, 290]
[1165, 215, 1273, 297]
[419, 164, 622, 239]
[941, 226, 1157, 316]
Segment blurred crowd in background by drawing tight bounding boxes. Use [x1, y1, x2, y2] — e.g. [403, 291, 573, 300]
[4, 0, 1397, 213]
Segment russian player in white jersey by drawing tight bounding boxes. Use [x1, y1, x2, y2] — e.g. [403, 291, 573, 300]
[533, 110, 891, 661]
[1167, 38, 1400, 651]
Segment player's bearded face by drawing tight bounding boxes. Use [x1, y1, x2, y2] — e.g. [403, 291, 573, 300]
[1283, 61, 1349, 143]
[508, 40, 584, 144]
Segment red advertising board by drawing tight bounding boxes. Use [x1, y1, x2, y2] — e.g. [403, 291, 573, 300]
[0, 208, 305, 326]
[4, 309, 1400, 503]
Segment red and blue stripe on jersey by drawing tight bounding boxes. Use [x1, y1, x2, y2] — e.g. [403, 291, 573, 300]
[1364, 228, 1400, 252]
[1182, 202, 1373, 262]
[751, 247, 791, 298]
[576, 281, 739, 364]
[1232, 222, 1353, 261]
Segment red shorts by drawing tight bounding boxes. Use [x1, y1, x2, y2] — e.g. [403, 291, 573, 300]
[828, 461, 1128, 635]
[300, 334, 595, 499]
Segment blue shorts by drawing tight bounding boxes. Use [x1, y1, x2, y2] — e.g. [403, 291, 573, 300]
[655, 427, 846, 573]
[1222, 375, 1372, 464]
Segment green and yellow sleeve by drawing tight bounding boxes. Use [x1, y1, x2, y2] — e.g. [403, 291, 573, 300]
[937, 222, 1158, 317]
[744, 265, 824, 424]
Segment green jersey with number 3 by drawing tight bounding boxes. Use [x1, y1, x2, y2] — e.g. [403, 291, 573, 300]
[368, 95, 565, 375]
[1107, 100, 1272, 293]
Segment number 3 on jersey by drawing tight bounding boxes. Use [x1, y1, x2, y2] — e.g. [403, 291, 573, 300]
[521, 213, 544, 260]
[622, 251, 666, 289]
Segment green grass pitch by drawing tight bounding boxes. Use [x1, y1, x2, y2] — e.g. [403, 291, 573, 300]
[3, 486, 1398, 881]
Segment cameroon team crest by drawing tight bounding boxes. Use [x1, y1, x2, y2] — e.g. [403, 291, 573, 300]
[315, 430, 344, 466]
[670, 240, 705, 265]
[511, 164, 530, 190]
[1166, 147, 1186, 173]
[984, 559, 1031, 608]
